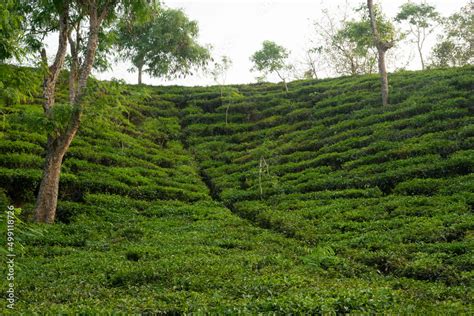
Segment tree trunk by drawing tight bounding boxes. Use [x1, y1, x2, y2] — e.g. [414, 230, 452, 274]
[34, 144, 63, 223]
[35, 110, 81, 223]
[377, 49, 389, 106]
[34, 135, 71, 223]
[350, 58, 357, 76]
[275, 69, 288, 92]
[417, 42, 425, 70]
[367, 0, 393, 106]
[68, 21, 81, 103]
[77, 9, 103, 94]
[42, 4, 69, 113]
[138, 65, 143, 85]
[310, 60, 318, 79]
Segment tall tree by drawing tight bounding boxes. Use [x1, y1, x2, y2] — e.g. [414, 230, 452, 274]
[116, 7, 210, 84]
[395, 2, 440, 70]
[250, 41, 292, 92]
[367, 0, 395, 106]
[25, 0, 152, 223]
[430, 2, 473, 67]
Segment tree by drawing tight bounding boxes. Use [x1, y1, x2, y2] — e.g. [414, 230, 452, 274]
[210, 55, 233, 123]
[430, 2, 473, 67]
[20, 0, 153, 223]
[367, 0, 396, 106]
[301, 46, 322, 79]
[314, 6, 368, 76]
[250, 41, 292, 92]
[116, 7, 211, 84]
[395, 2, 440, 70]
[335, 19, 379, 75]
[312, 3, 391, 77]
[210, 55, 232, 92]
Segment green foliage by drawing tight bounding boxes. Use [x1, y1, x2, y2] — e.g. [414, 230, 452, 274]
[0, 0, 24, 61]
[430, 3, 474, 67]
[302, 246, 342, 269]
[15, 0, 155, 71]
[339, 2, 398, 56]
[210, 55, 232, 86]
[395, 1, 440, 68]
[116, 7, 211, 83]
[337, 20, 376, 55]
[332, 19, 382, 75]
[0, 65, 41, 105]
[180, 65, 473, 311]
[250, 41, 293, 88]
[250, 41, 289, 75]
[141, 116, 180, 146]
[47, 103, 74, 134]
[82, 78, 131, 130]
[0, 204, 43, 256]
[395, 2, 440, 28]
[314, 3, 397, 76]
[361, 2, 397, 45]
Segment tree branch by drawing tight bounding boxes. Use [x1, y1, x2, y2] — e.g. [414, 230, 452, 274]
[43, 2, 70, 114]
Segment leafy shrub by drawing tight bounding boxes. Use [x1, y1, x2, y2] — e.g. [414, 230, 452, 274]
[0, 65, 41, 105]
[394, 178, 442, 196]
[302, 246, 343, 270]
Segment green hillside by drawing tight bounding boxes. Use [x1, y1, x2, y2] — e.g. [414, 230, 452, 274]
[0, 65, 473, 313]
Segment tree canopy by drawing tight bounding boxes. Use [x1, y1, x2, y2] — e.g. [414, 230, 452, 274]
[250, 40, 292, 91]
[430, 2, 473, 67]
[210, 55, 232, 87]
[116, 7, 211, 84]
[396, 2, 440, 29]
[395, 2, 440, 69]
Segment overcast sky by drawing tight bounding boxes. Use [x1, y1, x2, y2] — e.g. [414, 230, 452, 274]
[84, 0, 468, 86]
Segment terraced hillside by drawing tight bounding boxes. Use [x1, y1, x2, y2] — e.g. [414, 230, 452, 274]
[175, 66, 474, 309]
[0, 65, 472, 313]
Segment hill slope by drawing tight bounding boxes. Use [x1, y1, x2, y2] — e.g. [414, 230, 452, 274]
[0, 65, 472, 313]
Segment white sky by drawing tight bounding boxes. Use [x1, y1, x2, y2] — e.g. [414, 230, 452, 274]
[78, 0, 468, 86]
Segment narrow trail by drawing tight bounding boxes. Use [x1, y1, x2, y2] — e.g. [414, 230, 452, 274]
[170, 95, 304, 243]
